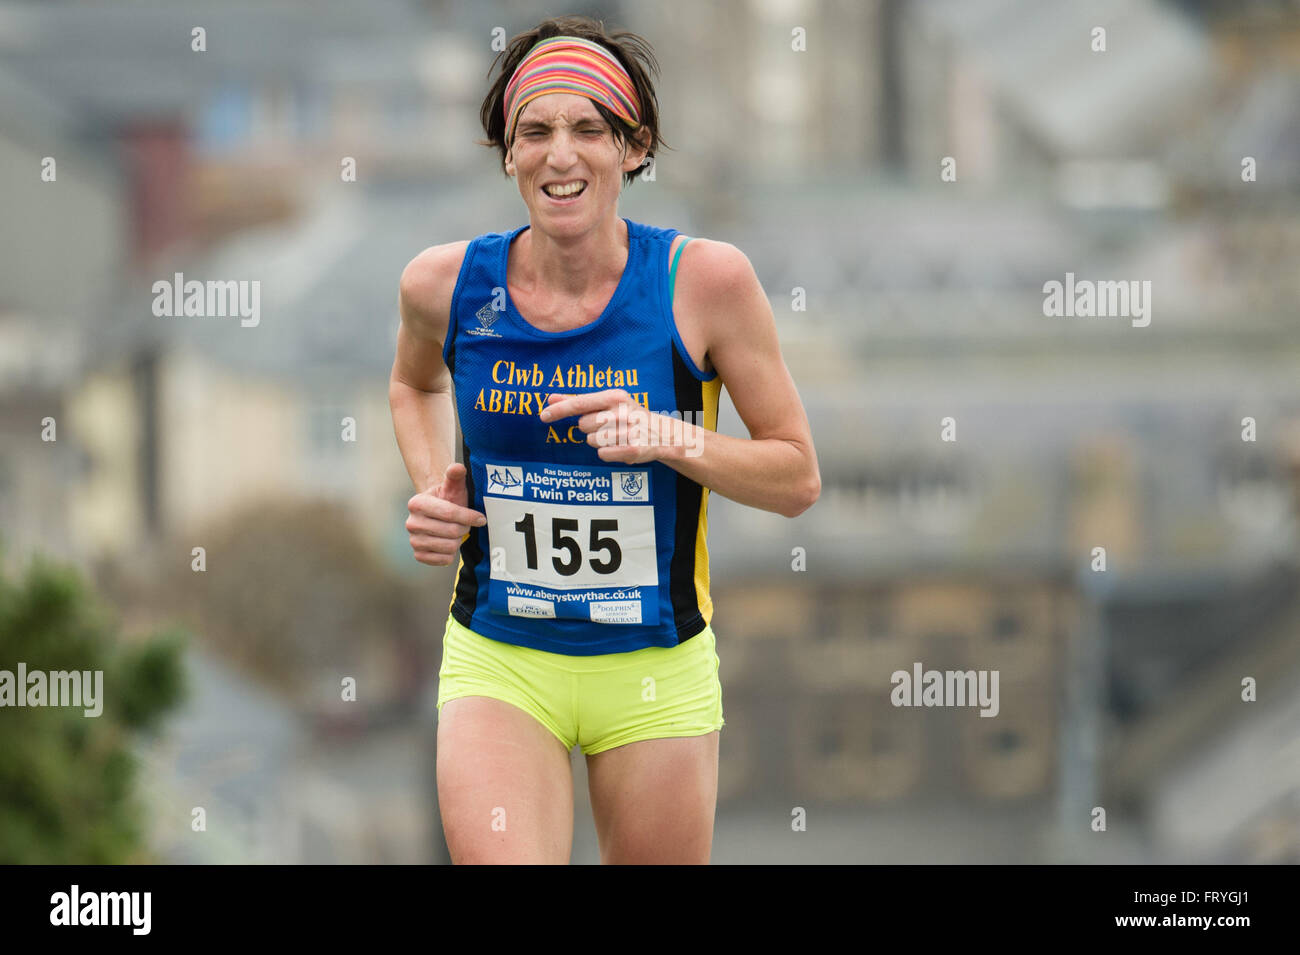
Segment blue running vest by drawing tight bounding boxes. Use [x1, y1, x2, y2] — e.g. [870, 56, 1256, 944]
[443, 217, 722, 655]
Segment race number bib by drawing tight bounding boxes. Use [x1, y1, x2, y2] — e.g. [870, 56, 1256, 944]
[481, 460, 659, 625]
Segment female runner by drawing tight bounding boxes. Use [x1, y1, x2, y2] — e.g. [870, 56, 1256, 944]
[390, 15, 819, 864]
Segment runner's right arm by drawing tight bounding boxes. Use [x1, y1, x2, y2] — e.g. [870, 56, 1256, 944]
[390, 242, 486, 567]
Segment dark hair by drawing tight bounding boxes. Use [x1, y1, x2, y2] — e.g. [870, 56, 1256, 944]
[477, 15, 670, 188]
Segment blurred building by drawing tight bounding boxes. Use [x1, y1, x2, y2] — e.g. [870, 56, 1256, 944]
[0, 0, 481, 248]
[0, 60, 125, 568]
[691, 0, 1300, 859]
[902, 0, 1216, 204]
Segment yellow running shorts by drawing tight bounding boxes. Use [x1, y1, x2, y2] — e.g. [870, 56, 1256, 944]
[435, 613, 724, 756]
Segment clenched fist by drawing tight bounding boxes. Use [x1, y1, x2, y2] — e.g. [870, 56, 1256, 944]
[406, 462, 487, 567]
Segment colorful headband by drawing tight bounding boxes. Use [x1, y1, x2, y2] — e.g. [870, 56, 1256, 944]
[503, 35, 642, 145]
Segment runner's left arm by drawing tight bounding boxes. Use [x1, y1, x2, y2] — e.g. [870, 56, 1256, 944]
[543, 241, 820, 519]
[656, 240, 819, 517]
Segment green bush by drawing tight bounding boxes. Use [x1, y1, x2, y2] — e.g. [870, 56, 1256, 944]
[0, 548, 187, 863]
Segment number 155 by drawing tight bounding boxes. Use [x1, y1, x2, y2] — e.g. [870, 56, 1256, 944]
[513, 513, 622, 576]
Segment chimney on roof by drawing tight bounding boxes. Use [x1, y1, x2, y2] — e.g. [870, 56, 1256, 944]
[119, 118, 193, 272]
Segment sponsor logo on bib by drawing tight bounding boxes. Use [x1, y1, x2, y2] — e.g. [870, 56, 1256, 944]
[611, 470, 649, 502]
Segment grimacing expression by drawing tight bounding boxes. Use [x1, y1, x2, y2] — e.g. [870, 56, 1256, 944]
[506, 92, 646, 225]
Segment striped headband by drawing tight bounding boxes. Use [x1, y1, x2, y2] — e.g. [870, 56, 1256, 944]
[503, 35, 642, 145]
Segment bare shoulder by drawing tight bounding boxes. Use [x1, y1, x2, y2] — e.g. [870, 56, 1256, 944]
[398, 240, 472, 340]
[669, 237, 768, 374]
[670, 236, 755, 298]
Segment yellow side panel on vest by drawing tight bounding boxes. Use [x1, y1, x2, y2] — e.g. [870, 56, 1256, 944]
[694, 376, 722, 625]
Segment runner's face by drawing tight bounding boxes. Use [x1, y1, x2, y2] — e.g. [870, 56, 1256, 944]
[506, 93, 645, 230]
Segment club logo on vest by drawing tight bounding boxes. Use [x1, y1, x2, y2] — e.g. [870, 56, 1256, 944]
[486, 464, 523, 495]
[468, 302, 503, 338]
[611, 470, 648, 502]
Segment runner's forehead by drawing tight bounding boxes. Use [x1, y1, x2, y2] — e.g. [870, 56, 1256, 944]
[516, 93, 605, 127]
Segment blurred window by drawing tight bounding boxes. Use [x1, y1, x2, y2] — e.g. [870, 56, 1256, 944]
[197, 84, 255, 154]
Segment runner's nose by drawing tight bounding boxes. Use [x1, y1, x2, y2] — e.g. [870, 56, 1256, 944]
[545, 128, 580, 173]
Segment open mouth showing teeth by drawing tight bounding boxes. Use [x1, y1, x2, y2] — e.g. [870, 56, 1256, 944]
[543, 181, 587, 199]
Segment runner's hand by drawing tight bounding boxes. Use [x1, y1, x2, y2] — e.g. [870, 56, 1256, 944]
[541, 389, 673, 465]
[406, 462, 486, 567]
